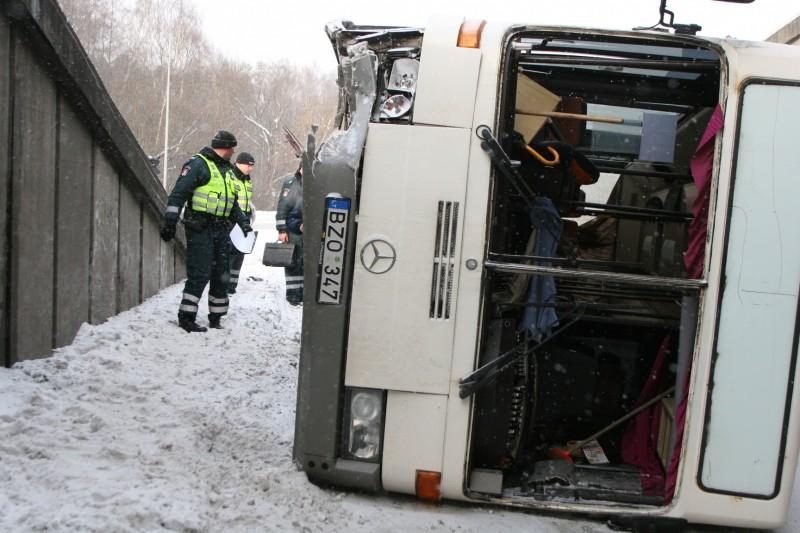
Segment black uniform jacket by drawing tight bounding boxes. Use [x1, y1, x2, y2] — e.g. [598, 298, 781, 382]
[275, 171, 302, 234]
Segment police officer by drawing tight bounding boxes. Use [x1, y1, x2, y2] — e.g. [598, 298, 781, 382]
[159, 130, 252, 332]
[228, 151, 255, 295]
[275, 165, 303, 305]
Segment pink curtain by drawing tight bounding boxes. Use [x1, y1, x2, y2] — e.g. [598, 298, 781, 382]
[665, 106, 724, 501]
[683, 106, 724, 279]
[664, 373, 691, 502]
[621, 336, 672, 495]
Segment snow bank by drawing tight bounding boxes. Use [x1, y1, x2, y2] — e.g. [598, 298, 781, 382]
[0, 212, 792, 532]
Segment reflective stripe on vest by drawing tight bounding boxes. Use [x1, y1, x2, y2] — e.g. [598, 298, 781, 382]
[191, 154, 235, 217]
[233, 178, 253, 215]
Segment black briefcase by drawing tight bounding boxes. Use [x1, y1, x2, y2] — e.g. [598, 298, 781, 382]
[262, 242, 296, 267]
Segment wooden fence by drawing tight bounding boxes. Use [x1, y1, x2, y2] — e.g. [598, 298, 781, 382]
[1, 0, 186, 366]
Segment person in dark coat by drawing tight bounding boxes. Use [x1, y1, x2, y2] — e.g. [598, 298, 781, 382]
[159, 130, 252, 332]
[228, 151, 255, 295]
[275, 165, 303, 305]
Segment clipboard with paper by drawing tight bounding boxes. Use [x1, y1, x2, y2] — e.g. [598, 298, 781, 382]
[230, 224, 256, 254]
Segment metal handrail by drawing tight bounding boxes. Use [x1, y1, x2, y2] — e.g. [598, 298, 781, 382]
[485, 260, 706, 290]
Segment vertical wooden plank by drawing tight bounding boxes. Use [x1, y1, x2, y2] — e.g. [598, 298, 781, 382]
[141, 210, 160, 300]
[160, 240, 176, 290]
[10, 37, 56, 362]
[54, 98, 92, 348]
[90, 147, 119, 324]
[117, 184, 141, 311]
[0, 15, 12, 367]
[174, 252, 185, 284]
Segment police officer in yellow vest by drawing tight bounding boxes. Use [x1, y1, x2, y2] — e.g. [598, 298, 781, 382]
[159, 130, 252, 332]
[228, 151, 255, 294]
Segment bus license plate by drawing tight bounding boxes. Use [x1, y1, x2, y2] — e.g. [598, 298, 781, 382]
[318, 196, 351, 305]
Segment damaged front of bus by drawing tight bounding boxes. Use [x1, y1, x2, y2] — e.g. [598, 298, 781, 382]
[293, 14, 800, 530]
[292, 19, 427, 492]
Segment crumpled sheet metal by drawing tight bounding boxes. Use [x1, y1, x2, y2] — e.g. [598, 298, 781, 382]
[316, 42, 377, 171]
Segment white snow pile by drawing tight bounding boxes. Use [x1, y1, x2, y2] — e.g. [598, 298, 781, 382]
[0, 214, 796, 532]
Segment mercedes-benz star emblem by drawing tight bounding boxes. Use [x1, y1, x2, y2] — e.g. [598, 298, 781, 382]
[360, 239, 397, 274]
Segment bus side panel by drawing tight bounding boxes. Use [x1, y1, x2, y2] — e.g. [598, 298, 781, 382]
[382, 391, 448, 493]
[440, 128, 493, 500]
[437, 20, 506, 501]
[674, 78, 800, 529]
[344, 124, 470, 395]
[413, 16, 481, 130]
[413, 44, 481, 129]
[699, 82, 800, 496]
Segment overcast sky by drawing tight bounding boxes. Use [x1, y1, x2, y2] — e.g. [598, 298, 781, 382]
[189, 0, 798, 68]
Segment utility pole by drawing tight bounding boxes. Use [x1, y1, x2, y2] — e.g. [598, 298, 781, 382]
[162, 59, 171, 189]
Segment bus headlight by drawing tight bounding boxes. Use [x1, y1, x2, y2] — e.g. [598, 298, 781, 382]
[343, 388, 385, 462]
[379, 94, 413, 119]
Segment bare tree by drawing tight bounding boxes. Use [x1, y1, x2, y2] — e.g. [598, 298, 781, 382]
[58, 0, 338, 205]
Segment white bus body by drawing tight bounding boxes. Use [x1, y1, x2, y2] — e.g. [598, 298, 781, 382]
[294, 17, 800, 529]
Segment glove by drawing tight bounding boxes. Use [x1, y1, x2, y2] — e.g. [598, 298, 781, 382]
[241, 223, 253, 236]
[160, 218, 176, 242]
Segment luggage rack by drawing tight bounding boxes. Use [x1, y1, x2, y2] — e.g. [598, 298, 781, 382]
[567, 201, 692, 222]
[485, 260, 706, 291]
[488, 252, 642, 272]
[555, 278, 685, 302]
[490, 264, 689, 327]
[517, 55, 720, 73]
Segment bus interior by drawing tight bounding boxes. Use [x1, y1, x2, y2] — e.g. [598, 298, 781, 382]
[465, 32, 722, 507]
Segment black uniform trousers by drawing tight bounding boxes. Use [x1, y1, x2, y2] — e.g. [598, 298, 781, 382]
[228, 249, 245, 293]
[178, 219, 231, 322]
[284, 231, 304, 304]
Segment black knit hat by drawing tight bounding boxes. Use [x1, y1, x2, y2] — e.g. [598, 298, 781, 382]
[236, 152, 255, 165]
[211, 130, 237, 149]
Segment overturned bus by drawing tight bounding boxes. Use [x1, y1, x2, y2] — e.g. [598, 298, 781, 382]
[292, 13, 800, 530]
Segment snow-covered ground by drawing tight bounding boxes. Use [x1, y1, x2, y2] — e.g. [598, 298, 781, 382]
[0, 213, 797, 532]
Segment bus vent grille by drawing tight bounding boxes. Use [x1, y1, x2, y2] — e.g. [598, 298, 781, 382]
[430, 201, 459, 320]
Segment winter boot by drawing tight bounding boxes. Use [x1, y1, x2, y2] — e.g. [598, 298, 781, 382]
[208, 316, 224, 329]
[179, 318, 207, 333]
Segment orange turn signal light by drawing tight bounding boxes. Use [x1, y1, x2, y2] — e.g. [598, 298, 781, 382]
[415, 470, 442, 502]
[457, 19, 486, 49]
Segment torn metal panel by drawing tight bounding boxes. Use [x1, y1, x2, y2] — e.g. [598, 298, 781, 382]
[325, 19, 424, 62]
[316, 43, 377, 171]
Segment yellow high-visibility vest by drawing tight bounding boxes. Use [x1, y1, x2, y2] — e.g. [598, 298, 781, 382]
[232, 177, 253, 215]
[190, 154, 236, 217]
